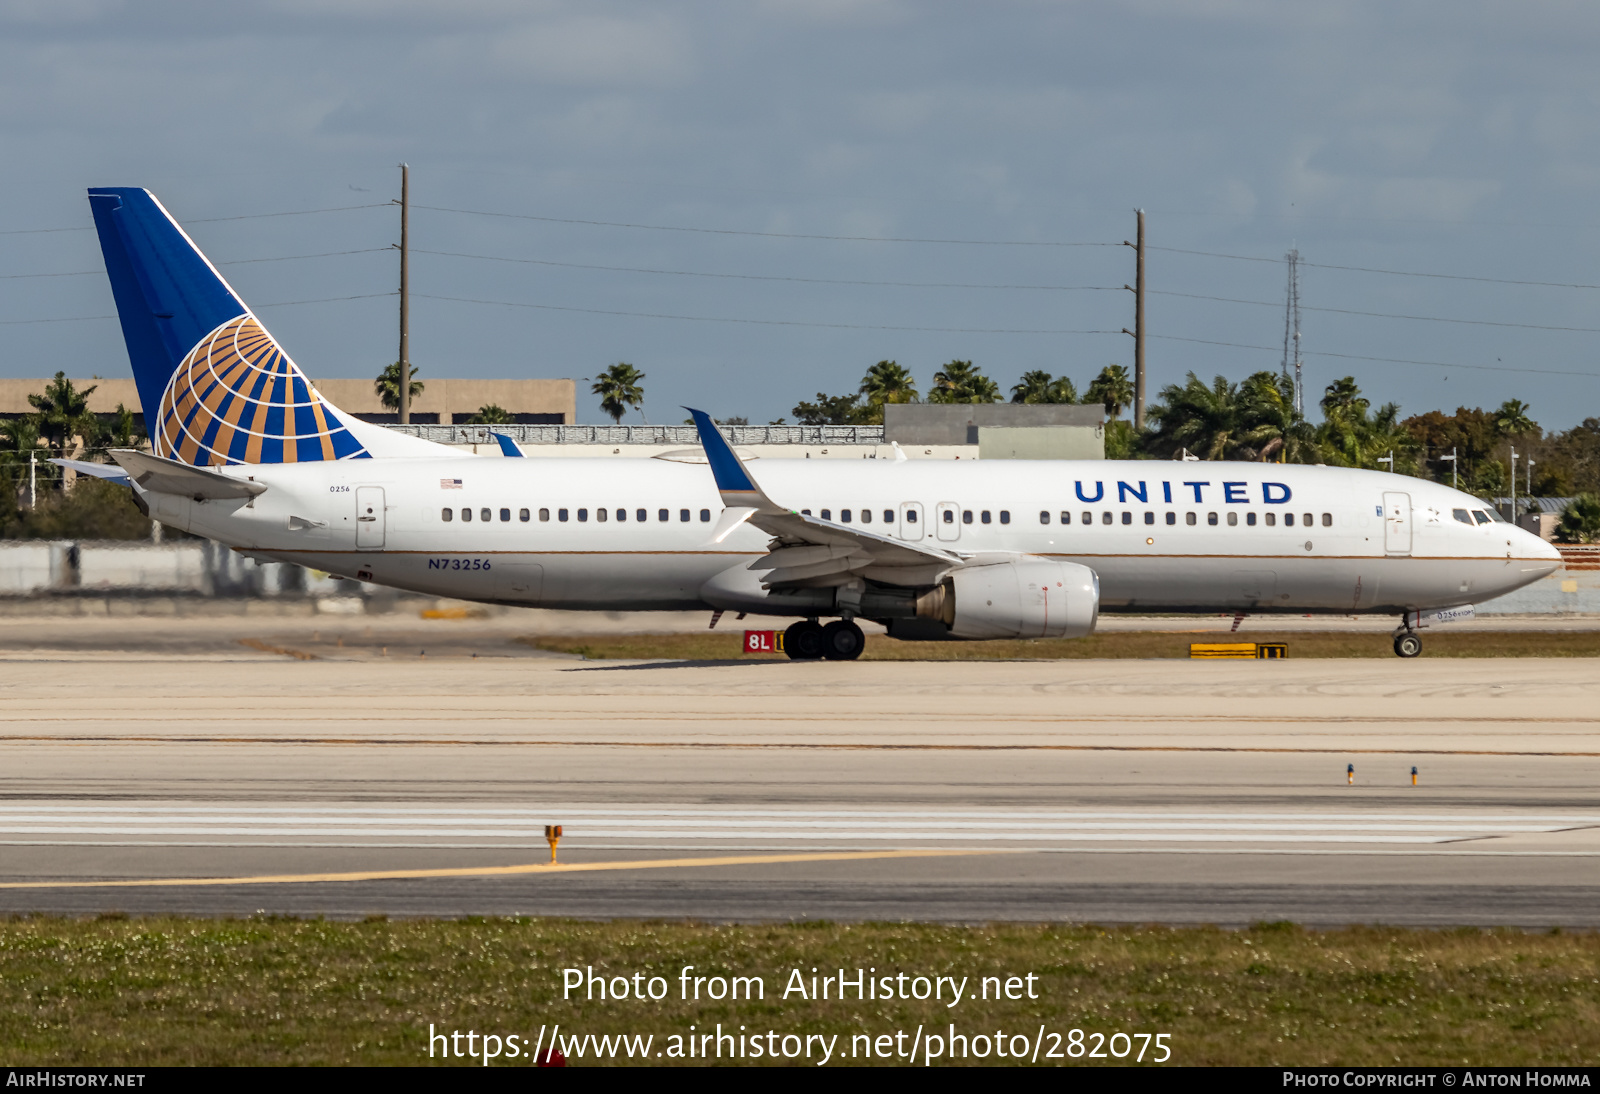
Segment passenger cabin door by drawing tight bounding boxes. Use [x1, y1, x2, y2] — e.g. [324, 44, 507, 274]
[355, 486, 386, 549]
[936, 501, 961, 542]
[1382, 491, 1412, 555]
[898, 501, 924, 541]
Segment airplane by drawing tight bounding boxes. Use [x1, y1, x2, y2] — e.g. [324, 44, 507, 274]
[62, 187, 1563, 660]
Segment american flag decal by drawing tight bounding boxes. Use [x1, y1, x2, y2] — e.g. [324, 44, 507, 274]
[440, 478, 463, 489]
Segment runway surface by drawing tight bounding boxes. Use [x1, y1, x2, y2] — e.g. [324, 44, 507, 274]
[1, 616, 1597, 924]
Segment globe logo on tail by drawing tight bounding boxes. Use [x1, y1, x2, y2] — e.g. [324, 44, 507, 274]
[156, 314, 368, 465]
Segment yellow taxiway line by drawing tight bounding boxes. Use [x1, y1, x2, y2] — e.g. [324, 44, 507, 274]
[0, 849, 1006, 890]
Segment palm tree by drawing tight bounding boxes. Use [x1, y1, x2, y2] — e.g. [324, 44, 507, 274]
[592, 362, 646, 424]
[1557, 494, 1600, 543]
[1494, 399, 1536, 437]
[1010, 370, 1054, 404]
[1085, 364, 1134, 420]
[375, 362, 423, 412]
[28, 372, 98, 457]
[1237, 370, 1314, 462]
[928, 360, 1000, 404]
[469, 404, 512, 425]
[1146, 373, 1244, 460]
[1320, 376, 1367, 416]
[859, 360, 919, 407]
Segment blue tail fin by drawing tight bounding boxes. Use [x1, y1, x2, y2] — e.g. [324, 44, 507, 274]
[87, 187, 369, 465]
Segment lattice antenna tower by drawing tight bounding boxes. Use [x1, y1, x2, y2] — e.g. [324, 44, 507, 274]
[1281, 248, 1303, 416]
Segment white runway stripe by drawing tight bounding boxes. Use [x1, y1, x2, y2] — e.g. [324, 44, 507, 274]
[0, 803, 1592, 849]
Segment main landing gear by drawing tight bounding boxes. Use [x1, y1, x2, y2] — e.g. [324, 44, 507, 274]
[1392, 630, 1422, 658]
[784, 619, 865, 661]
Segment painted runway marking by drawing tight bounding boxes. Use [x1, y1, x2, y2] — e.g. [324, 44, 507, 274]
[0, 804, 1592, 848]
[0, 849, 995, 890]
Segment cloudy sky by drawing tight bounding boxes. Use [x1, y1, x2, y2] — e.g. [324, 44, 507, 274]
[3, 1, 1599, 427]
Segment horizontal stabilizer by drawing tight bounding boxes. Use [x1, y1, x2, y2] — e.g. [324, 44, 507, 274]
[48, 458, 131, 487]
[109, 449, 266, 500]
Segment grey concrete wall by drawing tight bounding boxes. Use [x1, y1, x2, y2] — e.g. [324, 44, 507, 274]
[885, 403, 1104, 444]
[978, 425, 1104, 460]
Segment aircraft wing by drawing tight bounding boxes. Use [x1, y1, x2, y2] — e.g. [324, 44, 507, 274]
[108, 449, 267, 500]
[49, 458, 132, 487]
[686, 407, 961, 588]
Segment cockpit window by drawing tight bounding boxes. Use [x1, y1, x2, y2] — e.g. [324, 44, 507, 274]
[1452, 509, 1474, 525]
[1484, 508, 1507, 522]
[1472, 510, 1491, 525]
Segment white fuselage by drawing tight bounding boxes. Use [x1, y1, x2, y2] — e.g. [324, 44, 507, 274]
[142, 456, 1562, 617]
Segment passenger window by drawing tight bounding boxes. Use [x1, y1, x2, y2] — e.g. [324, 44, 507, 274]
[963, 510, 973, 524]
[1285, 513, 1295, 527]
[700, 509, 711, 522]
[1102, 512, 1112, 525]
[1208, 512, 1218, 526]
[481, 508, 491, 522]
[1452, 509, 1473, 525]
[820, 509, 831, 521]
[1081, 512, 1091, 525]
[982, 511, 992, 524]
[1186, 512, 1197, 526]
[801, 509, 812, 515]
[1039, 510, 1050, 525]
[578, 508, 588, 522]
[908, 510, 920, 523]
[539, 508, 550, 522]
[1060, 512, 1070, 525]
[1246, 512, 1256, 526]
[659, 509, 669, 522]
[842, 509, 853, 523]
[1302, 513, 1313, 526]
[637, 509, 647, 522]
[862, 509, 872, 523]
[1165, 512, 1176, 526]
[680, 509, 691, 522]
[1321, 513, 1332, 527]
[559, 508, 569, 522]
[441, 508, 453, 522]
[500, 508, 511, 522]
[1227, 512, 1238, 526]
[1144, 512, 1155, 525]
[616, 509, 625, 522]
[461, 508, 472, 522]
[999, 511, 1009, 524]
[1472, 511, 1491, 525]
[1265, 512, 1275, 526]
[883, 509, 894, 523]
[1121, 512, 1132, 525]
[597, 508, 607, 522]
[519, 508, 530, 522]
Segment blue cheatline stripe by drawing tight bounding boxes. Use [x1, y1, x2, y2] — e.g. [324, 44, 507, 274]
[685, 407, 757, 493]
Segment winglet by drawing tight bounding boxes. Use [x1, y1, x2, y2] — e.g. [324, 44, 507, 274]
[685, 407, 776, 509]
[490, 432, 524, 457]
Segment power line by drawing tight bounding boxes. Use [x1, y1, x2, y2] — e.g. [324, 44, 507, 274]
[1149, 333, 1597, 379]
[0, 292, 395, 325]
[0, 202, 390, 237]
[0, 248, 390, 282]
[413, 292, 1118, 335]
[1150, 245, 1600, 290]
[1152, 288, 1600, 335]
[414, 205, 1118, 247]
[413, 248, 1120, 291]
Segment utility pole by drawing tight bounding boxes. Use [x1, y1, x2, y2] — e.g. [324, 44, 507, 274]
[1509, 446, 1517, 521]
[397, 163, 411, 426]
[1282, 248, 1302, 417]
[1121, 209, 1146, 430]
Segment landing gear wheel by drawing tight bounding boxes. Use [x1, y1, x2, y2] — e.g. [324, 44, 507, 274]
[1393, 633, 1422, 658]
[821, 620, 866, 661]
[784, 620, 825, 660]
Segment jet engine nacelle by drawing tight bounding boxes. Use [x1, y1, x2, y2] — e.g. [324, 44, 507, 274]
[947, 559, 1099, 640]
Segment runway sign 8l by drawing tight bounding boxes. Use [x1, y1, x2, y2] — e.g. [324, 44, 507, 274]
[743, 630, 784, 653]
